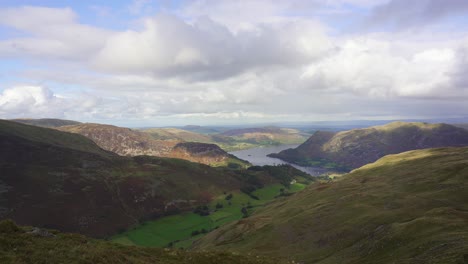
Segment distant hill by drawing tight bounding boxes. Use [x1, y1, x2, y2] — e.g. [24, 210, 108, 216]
[220, 126, 308, 143]
[59, 123, 246, 166]
[10, 118, 81, 128]
[195, 146, 468, 263]
[454, 123, 468, 130]
[0, 220, 286, 264]
[270, 122, 468, 170]
[0, 120, 307, 237]
[142, 127, 213, 142]
[181, 125, 223, 134]
[141, 126, 310, 151]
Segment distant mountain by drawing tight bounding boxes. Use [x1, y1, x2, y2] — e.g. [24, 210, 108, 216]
[10, 118, 81, 128]
[195, 146, 468, 263]
[454, 123, 468, 130]
[181, 125, 224, 134]
[142, 127, 213, 142]
[0, 220, 285, 264]
[0, 120, 303, 237]
[59, 123, 245, 166]
[221, 126, 307, 140]
[270, 122, 468, 170]
[142, 126, 310, 151]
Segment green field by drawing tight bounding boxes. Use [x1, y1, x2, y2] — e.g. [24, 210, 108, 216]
[111, 183, 306, 248]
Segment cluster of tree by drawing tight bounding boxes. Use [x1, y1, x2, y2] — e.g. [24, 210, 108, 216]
[191, 228, 209, 237]
[193, 205, 210, 216]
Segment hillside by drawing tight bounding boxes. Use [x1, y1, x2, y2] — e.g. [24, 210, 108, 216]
[0, 220, 287, 264]
[58, 123, 176, 157]
[58, 123, 246, 166]
[11, 118, 81, 128]
[194, 147, 468, 263]
[0, 120, 302, 237]
[270, 122, 468, 170]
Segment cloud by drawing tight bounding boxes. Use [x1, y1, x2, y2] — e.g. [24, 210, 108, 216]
[93, 14, 330, 80]
[0, 86, 59, 117]
[0, 6, 111, 60]
[0, 3, 467, 125]
[368, 0, 468, 29]
[301, 37, 465, 99]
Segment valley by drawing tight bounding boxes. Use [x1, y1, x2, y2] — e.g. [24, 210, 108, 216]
[1, 118, 468, 263]
[111, 183, 307, 248]
[0, 120, 312, 238]
[2, 2, 468, 262]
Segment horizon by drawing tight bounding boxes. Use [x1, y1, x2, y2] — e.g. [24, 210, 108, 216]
[1, 1, 468, 126]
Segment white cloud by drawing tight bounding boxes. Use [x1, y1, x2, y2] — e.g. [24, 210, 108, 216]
[301, 37, 463, 99]
[0, 86, 58, 117]
[0, 6, 111, 60]
[93, 14, 330, 79]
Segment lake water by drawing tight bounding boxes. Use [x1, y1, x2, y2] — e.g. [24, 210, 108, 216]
[229, 144, 328, 176]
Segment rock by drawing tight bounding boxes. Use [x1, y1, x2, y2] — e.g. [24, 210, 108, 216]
[28, 227, 56, 237]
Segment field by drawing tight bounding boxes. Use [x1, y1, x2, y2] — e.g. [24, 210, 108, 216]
[110, 183, 306, 248]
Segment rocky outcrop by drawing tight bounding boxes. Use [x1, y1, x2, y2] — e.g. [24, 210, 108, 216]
[169, 142, 231, 164]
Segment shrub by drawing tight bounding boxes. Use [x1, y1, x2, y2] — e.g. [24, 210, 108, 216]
[0, 219, 20, 234]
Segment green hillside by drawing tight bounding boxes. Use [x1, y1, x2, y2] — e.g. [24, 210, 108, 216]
[195, 147, 468, 263]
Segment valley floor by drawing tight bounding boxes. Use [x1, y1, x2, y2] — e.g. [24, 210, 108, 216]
[111, 183, 306, 248]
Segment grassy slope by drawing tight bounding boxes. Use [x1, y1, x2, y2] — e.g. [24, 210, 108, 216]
[111, 183, 307, 248]
[194, 147, 468, 264]
[0, 220, 288, 264]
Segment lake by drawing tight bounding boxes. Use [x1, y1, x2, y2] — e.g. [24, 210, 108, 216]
[229, 144, 329, 176]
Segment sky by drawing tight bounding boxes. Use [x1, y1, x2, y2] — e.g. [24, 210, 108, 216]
[0, 0, 468, 127]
